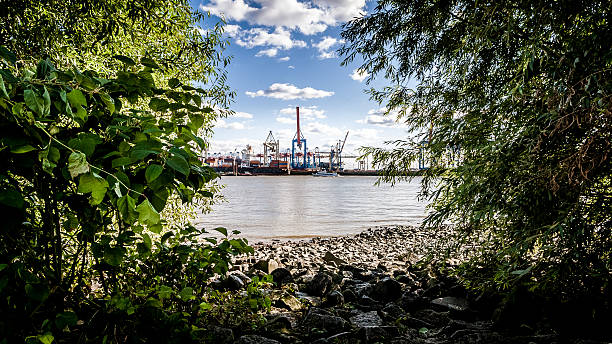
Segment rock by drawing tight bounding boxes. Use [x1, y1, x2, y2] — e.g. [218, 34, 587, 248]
[431, 296, 470, 313]
[230, 271, 252, 284]
[356, 326, 400, 342]
[264, 315, 293, 330]
[210, 278, 224, 290]
[295, 291, 322, 307]
[252, 259, 280, 274]
[396, 274, 415, 286]
[413, 309, 450, 327]
[357, 295, 381, 310]
[353, 282, 373, 297]
[343, 289, 357, 302]
[381, 302, 405, 321]
[236, 335, 280, 344]
[324, 290, 344, 307]
[349, 310, 383, 327]
[225, 274, 245, 290]
[306, 272, 333, 296]
[323, 251, 347, 266]
[271, 267, 293, 285]
[209, 327, 233, 343]
[275, 293, 303, 312]
[372, 277, 402, 301]
[302, 308, 348, 334]
[397, 292, 427, 312]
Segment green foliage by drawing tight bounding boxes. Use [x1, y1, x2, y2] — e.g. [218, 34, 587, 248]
[341, 0, 612, 298]
[0, 47, 251, 342]
[246, 275, 273, 312]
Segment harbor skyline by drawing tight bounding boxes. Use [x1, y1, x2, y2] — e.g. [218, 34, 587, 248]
[192, 0, 416, 155]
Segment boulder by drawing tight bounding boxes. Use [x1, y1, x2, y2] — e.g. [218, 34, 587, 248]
[431, 296, 470, 313]
[305, 272, 333, 296]
[275, 293, 303, 312]
[349, 310, 383, 327]
[225, 274, 245, 290]
[356, 326, 400, 342]
[302, 308, 348, 334]
[252, 259, 280, 274]
[324, 290, 344, 307]
[236, 335, 281, 344]
[372, 277, 402, 301]
[271, 267, 293, 285]
[323, 251, 347, 266]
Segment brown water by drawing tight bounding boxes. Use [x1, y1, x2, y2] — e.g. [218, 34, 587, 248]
[195, 175, 427, 240]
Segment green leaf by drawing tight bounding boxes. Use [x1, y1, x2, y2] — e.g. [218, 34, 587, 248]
[0, 46, 16, 64]
[178, 286, 194, 300]
[42, 86, 50, 116]
[55, 311, 78, 329]
[212, 227, 228, 236]
[145, 164, 163, 183]
[100, 93, 115, 113]
[168, 78, 181, 89]
[113, 55, 136, 66]
[68, 152, 90, 178]
[199, 302, 212, 310]
[11, 145, 36, 153]
[68, 133, 102, 157]
[117, 195, 137, 224]
[112, 156, 136, 168]
[419, 327, 428, 335]
[25, 283, 49, 302]
[66, 89, 87, 123]
[36, 333, 54, 344]
[136, 199, 160, 227]
[78, 173, 109, 205]
[0, 188, 24, 208]
[141, 57, 160, 69]
[104, 246, 126, 266]
[24, 89, 43, 115]
[142, 233, 152, 249]
[0, 74, 9, 99]
[167, 154, 190, 176]
[158, 285, 173, 299]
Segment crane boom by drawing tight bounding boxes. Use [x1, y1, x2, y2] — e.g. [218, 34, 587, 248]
[339, 131, 349, 153]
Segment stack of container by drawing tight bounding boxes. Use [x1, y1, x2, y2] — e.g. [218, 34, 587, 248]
[270, 159, 280, 168]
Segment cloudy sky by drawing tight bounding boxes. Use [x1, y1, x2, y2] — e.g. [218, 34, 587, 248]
[192, 0, 410, 157]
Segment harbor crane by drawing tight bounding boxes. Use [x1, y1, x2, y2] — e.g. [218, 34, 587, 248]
[329, 131, 349, 171]
[263, 131, 280, 166]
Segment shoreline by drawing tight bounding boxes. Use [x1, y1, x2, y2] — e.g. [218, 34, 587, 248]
[215, 226, 611, 343]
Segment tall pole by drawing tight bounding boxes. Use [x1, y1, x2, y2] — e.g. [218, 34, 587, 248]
[296, 106, 301, 147]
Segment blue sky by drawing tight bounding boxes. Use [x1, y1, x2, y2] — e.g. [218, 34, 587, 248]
[191, 0, 409, 158]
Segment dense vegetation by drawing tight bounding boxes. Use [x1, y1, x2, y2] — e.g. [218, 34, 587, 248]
[341, 0, 611, 306]
[0, 1, 260, 343]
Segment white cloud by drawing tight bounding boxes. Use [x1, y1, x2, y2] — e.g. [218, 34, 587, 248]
[356, 107, 407, 128]
[350, 68, 369, 82]
[201, 0, 366, 35]
[232, 111, 254, 119]
[215, 118, 247, 130]
[246, 83, 334, 100]
[279, 105, 326, 120]
[255, 48, 278, 57]
[276, 117, 295, 124]
[278, 56, 290, 62]
[313, 36, 344, 59]
[225, 26, 307, 50]
[288, 65, 295, 69]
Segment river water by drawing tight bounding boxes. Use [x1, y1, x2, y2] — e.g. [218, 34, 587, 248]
[195, 176, 427, 241]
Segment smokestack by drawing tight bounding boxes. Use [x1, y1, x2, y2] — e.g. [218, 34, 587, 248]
[296, 106, 301, 146]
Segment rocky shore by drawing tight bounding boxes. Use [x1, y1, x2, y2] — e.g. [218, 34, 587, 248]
[211, 226, 609, 344]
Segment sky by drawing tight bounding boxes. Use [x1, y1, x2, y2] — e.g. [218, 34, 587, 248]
[191, 0, 410, 162]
